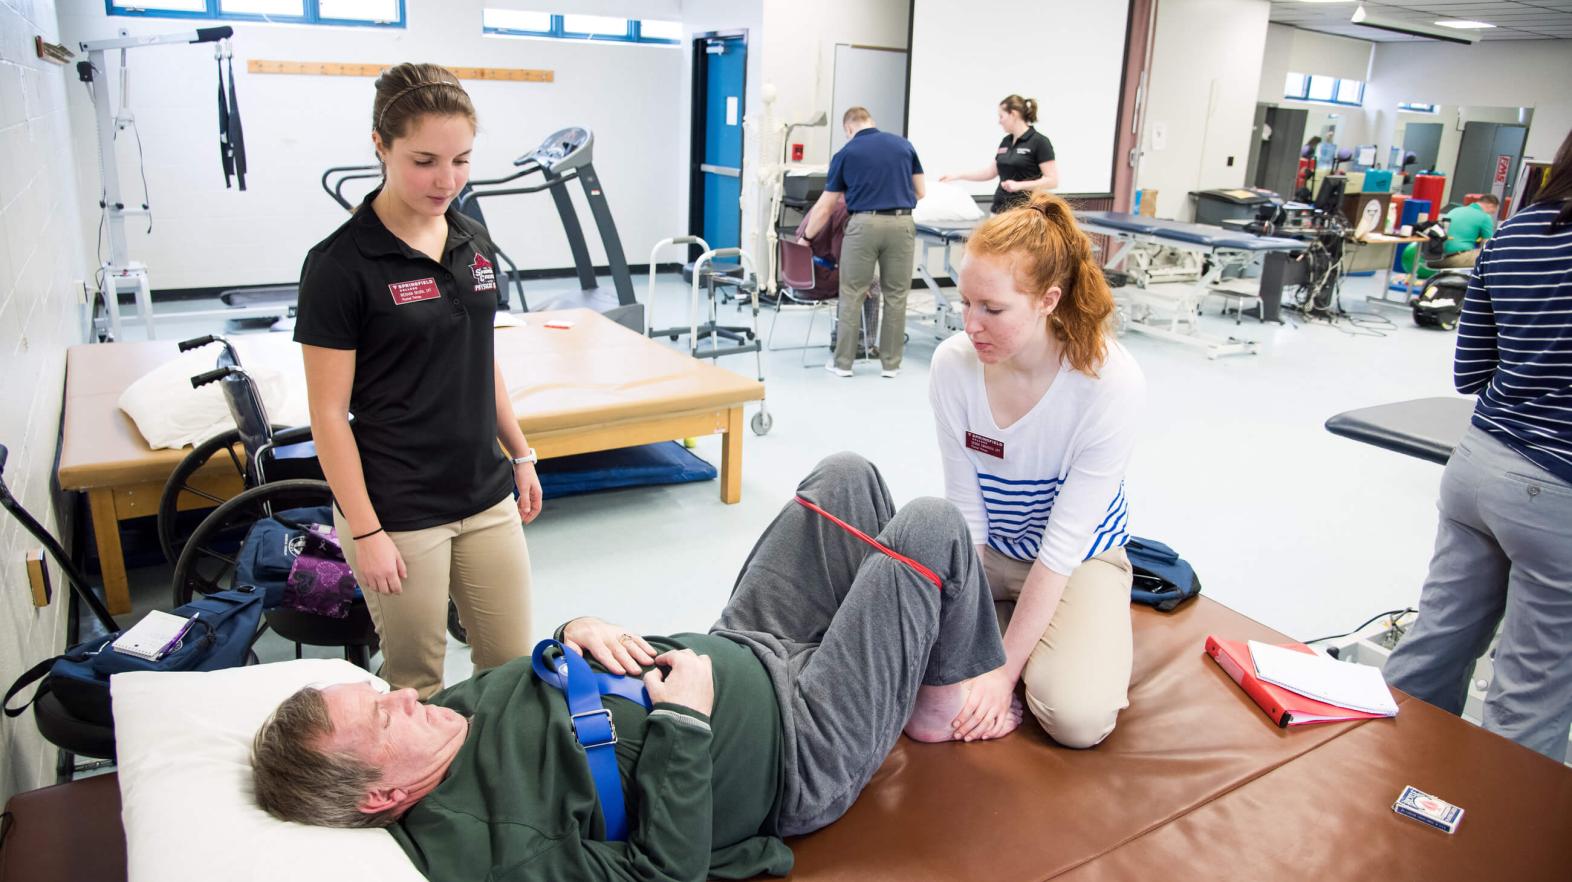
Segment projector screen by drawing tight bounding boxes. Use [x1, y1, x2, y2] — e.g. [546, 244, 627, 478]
[906, 0, 1131, 195]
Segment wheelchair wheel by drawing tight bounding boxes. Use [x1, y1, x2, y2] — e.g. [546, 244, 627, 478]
[157, 427, 281, 565]
[171, 478, 332, 605]
[447, 599, 469, 644]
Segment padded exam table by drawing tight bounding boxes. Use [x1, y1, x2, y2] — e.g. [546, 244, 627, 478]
[1325, 396, 1475, 465]
[4, 595, 1569, 882]
[1078, 211, 1305, 358]
[55, 309, 764, 614]
[913, 220, 978, 336]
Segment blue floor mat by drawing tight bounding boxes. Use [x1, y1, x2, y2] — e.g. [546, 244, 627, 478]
[536, 442, 717, 500]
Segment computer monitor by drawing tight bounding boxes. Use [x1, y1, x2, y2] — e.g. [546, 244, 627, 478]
[1315, 175, 1347, 214]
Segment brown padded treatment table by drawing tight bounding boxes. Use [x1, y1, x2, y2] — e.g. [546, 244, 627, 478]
[3, 596, 1568, 881]
[56, 308, 764, 614]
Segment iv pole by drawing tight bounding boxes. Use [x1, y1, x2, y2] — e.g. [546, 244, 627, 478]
[76, 25, 232, 340]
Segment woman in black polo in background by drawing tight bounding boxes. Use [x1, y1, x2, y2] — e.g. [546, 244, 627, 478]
[940, 95, 1059, 213]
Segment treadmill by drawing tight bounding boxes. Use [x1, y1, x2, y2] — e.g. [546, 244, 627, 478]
[459, 127, 642, 331]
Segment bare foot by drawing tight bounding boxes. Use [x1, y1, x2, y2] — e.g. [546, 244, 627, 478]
[904, 682, 1026, 742]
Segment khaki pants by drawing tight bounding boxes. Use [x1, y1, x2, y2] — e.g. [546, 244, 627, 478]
[983, 545, 1133, 748]
[1437, 249, 1479, 269]
[336, 496, 533, 699]
[835, 213, 915, 372]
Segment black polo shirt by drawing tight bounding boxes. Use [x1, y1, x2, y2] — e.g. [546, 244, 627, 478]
[825, 128, 924, 213]
[992, 127, 1055, 213]
[293, 189, 514, 531]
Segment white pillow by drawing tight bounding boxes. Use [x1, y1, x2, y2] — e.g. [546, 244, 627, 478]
[913, 180, 987, 225]
[117, 334, 311, 450]
[111, 659, 426, 882]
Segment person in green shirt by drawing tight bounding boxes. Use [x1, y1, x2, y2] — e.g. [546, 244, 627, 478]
[1439, 194, 1500, 268]
[251, 453, 1013, 882]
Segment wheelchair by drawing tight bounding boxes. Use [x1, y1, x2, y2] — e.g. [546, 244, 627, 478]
[1409, 223, 1470, 332]
[158, 335, 382, 668]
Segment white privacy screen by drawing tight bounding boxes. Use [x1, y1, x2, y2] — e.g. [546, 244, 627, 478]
[906, 0, 1131, 195]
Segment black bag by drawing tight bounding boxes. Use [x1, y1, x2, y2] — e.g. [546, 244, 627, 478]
[1125, 536, 1202, 612]
[4, 586, 263, 726]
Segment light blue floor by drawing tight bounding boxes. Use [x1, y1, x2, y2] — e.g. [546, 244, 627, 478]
[114, 272, 1460, 690]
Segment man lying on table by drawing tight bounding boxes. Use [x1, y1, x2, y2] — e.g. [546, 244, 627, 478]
[251, 453, 1018, 881]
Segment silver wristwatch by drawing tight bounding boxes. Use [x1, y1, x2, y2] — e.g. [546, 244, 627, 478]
[510, 448, 538, 466]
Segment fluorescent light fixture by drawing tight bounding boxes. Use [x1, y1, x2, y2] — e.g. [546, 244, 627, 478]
[1434, 20, 1496, 29]
[1350, 4, 1480, 44]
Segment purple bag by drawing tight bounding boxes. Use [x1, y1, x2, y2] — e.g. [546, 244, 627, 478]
[283, 524, 358, 619]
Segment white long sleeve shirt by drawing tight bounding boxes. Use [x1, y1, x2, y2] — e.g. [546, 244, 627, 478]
[930, 333, 1145, 576]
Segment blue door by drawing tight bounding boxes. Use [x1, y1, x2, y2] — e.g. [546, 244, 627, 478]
[701, 36, 746, 254]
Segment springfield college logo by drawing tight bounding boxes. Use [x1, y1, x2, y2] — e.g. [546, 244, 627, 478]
[471, 253, 497, 292]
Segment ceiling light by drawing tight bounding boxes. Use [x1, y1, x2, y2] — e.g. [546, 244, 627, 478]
[1350, 5, 1481, 44]
[1434, 20, 1496, 29]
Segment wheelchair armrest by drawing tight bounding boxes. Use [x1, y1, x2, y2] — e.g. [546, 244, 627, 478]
[271, 425, 315, 447]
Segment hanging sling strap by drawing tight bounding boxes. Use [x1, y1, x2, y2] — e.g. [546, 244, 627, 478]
[216, 50, 233, 188]
[530, 639, 652, 842]
[226, 50, 247, 190]
[794, 496, 943, 590]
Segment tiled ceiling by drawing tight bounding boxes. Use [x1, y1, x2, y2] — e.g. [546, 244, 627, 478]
[1267, 1, 1572, 41]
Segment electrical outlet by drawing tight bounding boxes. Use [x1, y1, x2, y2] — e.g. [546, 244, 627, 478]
[26, 549, 51, 607]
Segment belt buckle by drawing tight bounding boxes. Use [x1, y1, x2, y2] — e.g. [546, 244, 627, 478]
[571, 707, 617, 748]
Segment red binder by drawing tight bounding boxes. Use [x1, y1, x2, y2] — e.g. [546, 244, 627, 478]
[1205, 635, 1389, 728]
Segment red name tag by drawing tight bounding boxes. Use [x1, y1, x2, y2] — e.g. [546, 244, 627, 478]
[965, 431, 1004, 458]
[388, 277, 441, 305]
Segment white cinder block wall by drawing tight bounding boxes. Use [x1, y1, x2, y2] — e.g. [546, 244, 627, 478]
[57, 0, 688, 293]
[1136, 0, 1271, 221]
[0, 0, 89, 804]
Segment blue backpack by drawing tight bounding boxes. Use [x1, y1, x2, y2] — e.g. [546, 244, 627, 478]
[4, 587, 263, 727]
[1125, 537, 1202, 612]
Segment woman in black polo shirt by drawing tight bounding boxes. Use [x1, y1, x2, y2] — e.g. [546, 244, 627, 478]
[294, 63, 550, 698]
[940, 95, 1059, 213]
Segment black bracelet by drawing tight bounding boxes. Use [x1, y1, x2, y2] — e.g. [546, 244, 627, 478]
[353, 527, 385, 541]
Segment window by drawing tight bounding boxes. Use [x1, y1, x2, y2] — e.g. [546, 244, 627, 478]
[1283, 71, 1365, 107]
[108, 0, 404, 26]
[482, 10, 681, 44]
[1398, 101, 1438, 113]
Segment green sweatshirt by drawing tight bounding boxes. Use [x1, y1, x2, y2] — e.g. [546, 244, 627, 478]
[1444, 203, 1496, 254]
[386, 633, 792, 881]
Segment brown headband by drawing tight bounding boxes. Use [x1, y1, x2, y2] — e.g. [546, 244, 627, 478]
[374, 80, 462, 132]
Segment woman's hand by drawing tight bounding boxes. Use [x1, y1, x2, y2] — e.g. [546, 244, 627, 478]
[355, 531, 407, 595]
[939, 173, 956, 183]
[516, 462, 543, 524]
[1000, 179, 1021, 193]
[952, 667, 1020, 741]
[562, 616, 658, 675]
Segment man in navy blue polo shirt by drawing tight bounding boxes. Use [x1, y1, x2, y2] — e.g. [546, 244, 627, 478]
[803, 107, 925, 378]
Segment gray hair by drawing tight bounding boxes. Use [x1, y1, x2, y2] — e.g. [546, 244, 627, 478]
[251, 687, 400, 828]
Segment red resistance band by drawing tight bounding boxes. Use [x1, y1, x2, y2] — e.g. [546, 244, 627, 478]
[794, 496, 943, 590]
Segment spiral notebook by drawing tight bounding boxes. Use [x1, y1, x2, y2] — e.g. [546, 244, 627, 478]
[111, 610, 197, 662]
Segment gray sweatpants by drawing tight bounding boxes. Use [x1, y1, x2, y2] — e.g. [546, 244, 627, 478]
[712, 453, 1005, 836]
[1385, 425, 1572, 761]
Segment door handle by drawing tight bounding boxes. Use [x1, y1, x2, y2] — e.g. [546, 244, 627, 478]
[700, 164, 741, 178]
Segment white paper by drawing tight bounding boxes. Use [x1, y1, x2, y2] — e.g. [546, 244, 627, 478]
[113, 610, 194, 661]
[1248, 640, 1399, 716]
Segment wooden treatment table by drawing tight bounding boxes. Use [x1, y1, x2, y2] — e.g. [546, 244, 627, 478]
[56, 309, 764, 614]
[5, 597, 1568, 882]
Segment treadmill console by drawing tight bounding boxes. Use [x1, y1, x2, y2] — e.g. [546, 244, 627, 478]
[520, 127, 593, 173]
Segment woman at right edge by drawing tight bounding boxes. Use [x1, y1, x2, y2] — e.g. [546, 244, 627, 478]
[930, 190, 1144, 746]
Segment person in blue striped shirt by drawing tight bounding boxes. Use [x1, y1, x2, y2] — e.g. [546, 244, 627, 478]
[931, 191, 1145, 747]
[1384, 129, 1572, 761]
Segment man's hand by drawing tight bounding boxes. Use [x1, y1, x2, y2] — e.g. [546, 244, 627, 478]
[562, 616, 657, 675]
[952, 667, 1019, 741]
[354, 531, 407, 594]
[643, 649, 715, 716]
